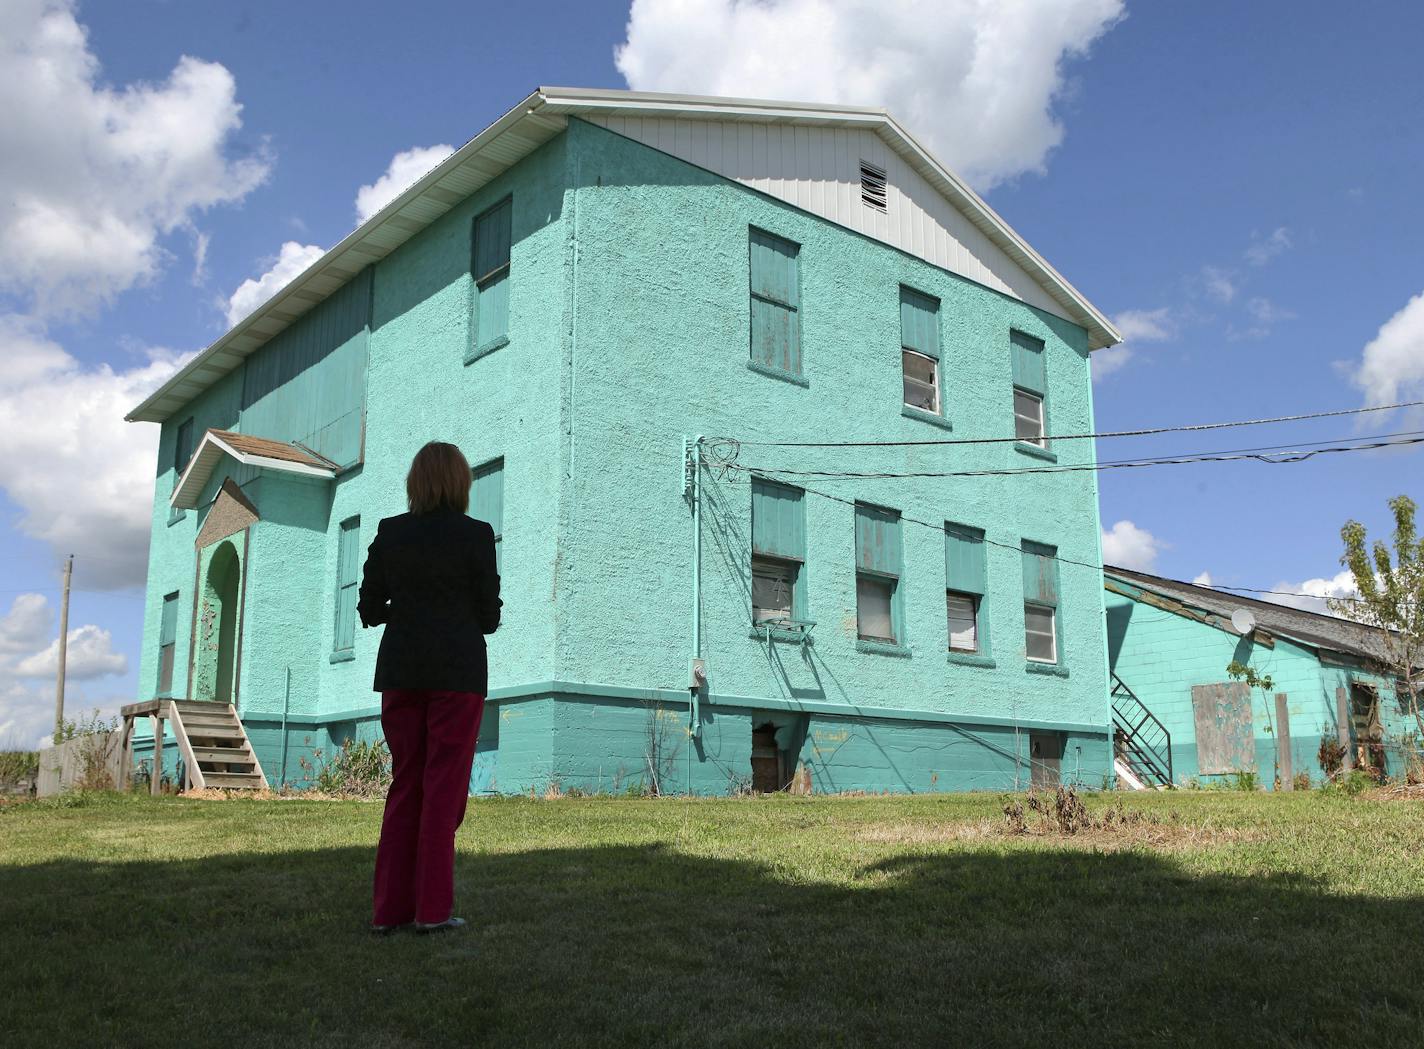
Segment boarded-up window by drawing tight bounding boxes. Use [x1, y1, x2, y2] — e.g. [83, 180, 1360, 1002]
[470, 457, 504, 573]
[333, 517, 360, 654]
[1030, 732, 1063, 789]
[1190, 681, 1255, 774]
[855, 503, 901, 643]
[946, 523, 986, 654]
[473, 198, 512, 351]
[157, 591, 179, 696]
[751, 478, 805, 625]
[1010, 330, 1047, 447]
[749, 228, 801, 376]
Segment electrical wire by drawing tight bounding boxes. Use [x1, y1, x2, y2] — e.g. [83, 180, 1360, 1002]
[726, 433, 1424, 480]
[712, 398, 1424, 449]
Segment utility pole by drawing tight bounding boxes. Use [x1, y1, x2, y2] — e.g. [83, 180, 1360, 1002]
[53, 554, 73, 741]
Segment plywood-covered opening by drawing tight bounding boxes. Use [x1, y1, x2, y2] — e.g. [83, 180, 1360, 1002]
[1029, 732, 1064, 789]
[751, 722, 794, 794]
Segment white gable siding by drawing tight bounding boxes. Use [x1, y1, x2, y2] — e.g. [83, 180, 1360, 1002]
[583, 115, 1066, 321]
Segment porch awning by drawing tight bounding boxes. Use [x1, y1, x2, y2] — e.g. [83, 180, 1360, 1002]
[171, 429, 338, 510]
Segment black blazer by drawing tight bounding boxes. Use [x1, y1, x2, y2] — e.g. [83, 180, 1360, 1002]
[357, 509, 502, 694]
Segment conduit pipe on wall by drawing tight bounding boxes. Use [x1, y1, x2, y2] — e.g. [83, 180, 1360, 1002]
[688, 435, 704, 794]
[279, 666, 291, 789]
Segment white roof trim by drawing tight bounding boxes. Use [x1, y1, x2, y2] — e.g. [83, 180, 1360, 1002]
[130, 87, 1118, 425]
[171, 431, 337, 510]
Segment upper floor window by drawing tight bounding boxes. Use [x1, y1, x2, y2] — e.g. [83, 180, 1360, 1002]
[470, 457, 505, 574]
[751, 478, 806, 627]
[901, 287, 941, 415]
[1010, 330, 1047, 447]
[472, 198, 512, 354]
[173, 417, 195, 479]
[749, 228, 802, 379]
[854, 503, 903, 645]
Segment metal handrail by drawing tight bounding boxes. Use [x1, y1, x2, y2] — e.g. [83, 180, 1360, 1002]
[1111, 673, 1174, 787]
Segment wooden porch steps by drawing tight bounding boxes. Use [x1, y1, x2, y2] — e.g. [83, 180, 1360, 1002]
[118, 698, 268, 793]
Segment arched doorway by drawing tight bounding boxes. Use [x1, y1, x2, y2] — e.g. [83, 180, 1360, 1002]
[198, 540, 243, 706]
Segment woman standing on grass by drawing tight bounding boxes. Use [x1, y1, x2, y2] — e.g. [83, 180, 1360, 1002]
[358, 441, 502, 934]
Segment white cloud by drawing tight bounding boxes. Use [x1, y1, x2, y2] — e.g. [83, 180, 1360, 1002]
[0, 315, 192, 589]
[1202, 265, 1237, 304]
[1263, 570, 1359, 616]
[1244, 226, 1292, 266]
[1093, 307, 1172, 381]
[14, 624, 127, 680]
[1102, 520, 1165, 573]
[1350, 290, 1424, 412]
[1191, 571, 1214, 587]
[0, 593, 127, 749]
[224, 241, 325, 327]
[0, 593, 51, 655]
[615, 0, 1125, 191]
[355, 144, 456, 224]
[0, 0, 269, 317]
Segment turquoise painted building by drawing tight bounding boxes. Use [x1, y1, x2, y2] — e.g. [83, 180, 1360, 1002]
[126, 88, 1124, 795]
[1105, 566, 1415, 789]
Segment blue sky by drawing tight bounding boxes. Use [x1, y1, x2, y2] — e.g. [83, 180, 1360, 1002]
[2, 0, 1422, 745]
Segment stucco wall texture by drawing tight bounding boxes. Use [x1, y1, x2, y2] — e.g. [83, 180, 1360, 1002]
[1105, 586, 1412, 787]
[135, 117, 1113, 794]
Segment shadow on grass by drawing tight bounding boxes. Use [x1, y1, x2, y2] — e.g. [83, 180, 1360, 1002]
[3, 833, 1422, 1048]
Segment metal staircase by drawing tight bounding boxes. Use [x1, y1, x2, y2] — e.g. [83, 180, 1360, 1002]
[1110, 674, 1174, 789]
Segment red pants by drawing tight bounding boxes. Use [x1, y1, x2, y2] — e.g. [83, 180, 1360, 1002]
[372, 689, 485, 925]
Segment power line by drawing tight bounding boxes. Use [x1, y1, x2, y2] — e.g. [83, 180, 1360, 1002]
[715, 398, 1424, 449]
[725, 433, 1424, 480]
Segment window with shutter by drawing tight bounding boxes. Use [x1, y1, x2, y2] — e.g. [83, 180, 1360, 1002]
[470, 457, 505, 574]
[472, 198, 512, 354]
[855, 503, 902, 644]
[901, 287, 942, 415]
[945, 522, 987, 655]
[751, 477, 806, 626]
[333, 517, 360, 655]
[749, 228, 802, 377]
[1021, 540, 1060, 664]
[157, 591, 179, 696]
[1010, 330, 1047, 447]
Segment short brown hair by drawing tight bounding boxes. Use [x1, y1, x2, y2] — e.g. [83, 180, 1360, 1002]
[406, 442, 470, 515]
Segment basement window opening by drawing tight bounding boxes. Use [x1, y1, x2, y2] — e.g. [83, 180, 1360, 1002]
[751, 722, 793, 793]
[860, 160, 888, 212]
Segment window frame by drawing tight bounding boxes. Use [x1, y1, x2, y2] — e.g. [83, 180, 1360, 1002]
[946, 590, 980, 654]
[856, 573, 898, 644]
[157, 590, 179, 697]
[470, 456, 505, 574]
[751, 554, 800, 626]
[902, 349, 940, 414]
[1024, 603, 1058, 664]
[1013, 387, 1045, 447]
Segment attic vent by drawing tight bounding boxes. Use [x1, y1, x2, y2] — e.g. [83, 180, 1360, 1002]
[860, 160, 888, 212]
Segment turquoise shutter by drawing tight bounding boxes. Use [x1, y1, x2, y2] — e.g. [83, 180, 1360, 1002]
[470, 458, 505, 572]
[749, 228, 801, 375]
[159, 593, 178, 646]
[334, 517, 360, 652]
[1021, 541, 1058, 607]
[751, 478, 805, 561]
[901, 287, 940, 358]
[474, 199, 512, 348]
[1010, 330, 1045, 393]
[945, 524, 985, 595]
[173, 418, 194, 474]
[855, 504, 901, 577]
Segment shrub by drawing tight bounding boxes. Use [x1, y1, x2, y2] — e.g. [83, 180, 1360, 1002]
[1292, 772, 1312, 792]
[1231, 770, 1259, 792]
[1318, 734, 1347, 780]
[0, 751, 39, 788]
[311, 739, 392, 799]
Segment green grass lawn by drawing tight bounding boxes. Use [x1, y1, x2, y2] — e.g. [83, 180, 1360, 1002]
[2, 790, 1422, 1048]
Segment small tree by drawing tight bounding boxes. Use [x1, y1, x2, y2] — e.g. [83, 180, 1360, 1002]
[1331, 495, 1424, 741]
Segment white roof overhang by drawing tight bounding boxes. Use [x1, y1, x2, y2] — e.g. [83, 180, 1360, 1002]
[129, 87, 1119, 425]
[171, 431, 337, 510]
